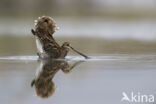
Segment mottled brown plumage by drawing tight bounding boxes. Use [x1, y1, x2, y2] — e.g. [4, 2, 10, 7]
[31, 16, 70, 59]
[31, 16, 89, 59]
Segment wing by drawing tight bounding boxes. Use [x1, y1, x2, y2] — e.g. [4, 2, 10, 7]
[43, 43, 61, 58]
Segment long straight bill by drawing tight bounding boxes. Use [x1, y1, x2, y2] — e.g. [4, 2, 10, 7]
[69, 46, 89, 59]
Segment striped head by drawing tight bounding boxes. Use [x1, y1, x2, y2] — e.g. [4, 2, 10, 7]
[34, 16, 59, 35]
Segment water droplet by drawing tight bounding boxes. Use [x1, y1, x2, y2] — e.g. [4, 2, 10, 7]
[56, 26, 60, 30]
[34, 20, 38, 23]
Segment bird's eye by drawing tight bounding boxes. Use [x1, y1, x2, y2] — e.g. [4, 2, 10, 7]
[42, 20, 48, 26]
[44, 20, 48, 23]
[66, 43, 70, 46]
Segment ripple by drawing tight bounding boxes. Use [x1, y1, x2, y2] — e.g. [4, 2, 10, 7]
[0, 54, 156, 62]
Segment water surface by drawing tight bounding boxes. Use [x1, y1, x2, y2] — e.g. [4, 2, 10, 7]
[0, 54, 156, 104]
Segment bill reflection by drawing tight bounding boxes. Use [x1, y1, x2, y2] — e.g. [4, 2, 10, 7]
[31, 59, 83, 98]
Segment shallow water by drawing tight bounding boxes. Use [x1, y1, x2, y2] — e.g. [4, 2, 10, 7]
[0, 54, 156, 104]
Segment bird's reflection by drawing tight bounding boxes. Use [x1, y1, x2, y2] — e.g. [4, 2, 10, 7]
[31, 59, 83, 98]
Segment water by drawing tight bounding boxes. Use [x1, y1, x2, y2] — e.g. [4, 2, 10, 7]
[0, 54, 156, 104]
[0, 17, 156, 103]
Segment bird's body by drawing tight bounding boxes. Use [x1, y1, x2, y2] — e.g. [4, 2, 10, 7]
[31, 16, 69, 59]
[31, 16, 88, 59]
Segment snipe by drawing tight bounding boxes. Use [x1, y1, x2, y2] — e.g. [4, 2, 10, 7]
[31, 16, 88, 59]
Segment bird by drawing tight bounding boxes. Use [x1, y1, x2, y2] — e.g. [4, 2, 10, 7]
[31, 16, 89, 59]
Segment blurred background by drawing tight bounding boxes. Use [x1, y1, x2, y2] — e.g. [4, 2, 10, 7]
[1, 1, 156, 104]
[0, 0, 156, 56]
